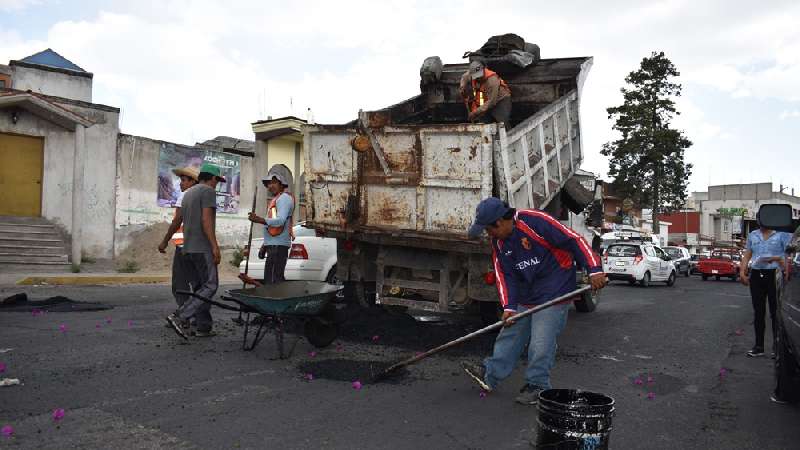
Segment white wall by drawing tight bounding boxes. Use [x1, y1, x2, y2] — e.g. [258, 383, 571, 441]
[11, 65, 92, 103]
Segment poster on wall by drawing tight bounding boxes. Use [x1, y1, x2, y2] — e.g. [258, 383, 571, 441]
[157, 144, 241, 214]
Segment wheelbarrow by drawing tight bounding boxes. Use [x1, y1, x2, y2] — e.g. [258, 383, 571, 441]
[178, 281, 343, 358]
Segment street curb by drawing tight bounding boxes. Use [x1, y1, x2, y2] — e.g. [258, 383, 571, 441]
[15, 275, 170, 286]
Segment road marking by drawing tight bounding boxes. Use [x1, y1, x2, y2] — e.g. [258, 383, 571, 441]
[598, 355, 623, 362]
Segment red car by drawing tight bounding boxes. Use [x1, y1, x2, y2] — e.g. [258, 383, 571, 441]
[698, 248, 742, 281]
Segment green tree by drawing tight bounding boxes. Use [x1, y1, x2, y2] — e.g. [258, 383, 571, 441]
[601, 51, 692, 233]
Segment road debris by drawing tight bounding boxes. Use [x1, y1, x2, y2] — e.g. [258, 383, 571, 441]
[52, 409, 65, 421]
[0, 378, 21, 387]
[1, 425, 13, 437]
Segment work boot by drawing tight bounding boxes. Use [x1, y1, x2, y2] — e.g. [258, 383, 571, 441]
[746, 346, 765, 357]
[165, 314, 188, 340]
[515, 384, 543, 405]
[461, 361, 491, 392]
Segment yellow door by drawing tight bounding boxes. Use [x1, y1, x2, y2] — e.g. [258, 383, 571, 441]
[0, 133, 44, 217]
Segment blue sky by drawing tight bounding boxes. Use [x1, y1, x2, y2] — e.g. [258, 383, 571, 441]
[1, 0, 798, 193]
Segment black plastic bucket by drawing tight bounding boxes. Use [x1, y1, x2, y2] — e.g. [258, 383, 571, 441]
[534, 389, 615, 449]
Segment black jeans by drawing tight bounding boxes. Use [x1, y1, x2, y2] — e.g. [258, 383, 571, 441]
[263, 245, 290, 284]
[749, 269, 778, 349]
[477, 96, 512, 125]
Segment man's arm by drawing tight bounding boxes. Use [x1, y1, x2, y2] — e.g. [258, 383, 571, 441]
[264, 195, 293, 227]
[493, 244, 521, 314]
[158, 208, 183, 253]
[202, 207, 220, 265]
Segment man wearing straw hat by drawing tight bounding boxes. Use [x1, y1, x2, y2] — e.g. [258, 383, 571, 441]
[158, 166, 198, 332]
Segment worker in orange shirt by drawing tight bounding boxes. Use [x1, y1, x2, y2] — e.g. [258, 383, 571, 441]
[459, 59, 512, 124]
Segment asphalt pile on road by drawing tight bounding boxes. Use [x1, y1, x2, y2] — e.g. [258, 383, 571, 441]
[297, 359, 409, 384]
[0, 293, 113, 312]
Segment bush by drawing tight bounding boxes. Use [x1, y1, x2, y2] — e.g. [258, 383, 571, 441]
[71, 263, 81, 273]
[117, 260, 140, 273]
[81, 251, 96, 264]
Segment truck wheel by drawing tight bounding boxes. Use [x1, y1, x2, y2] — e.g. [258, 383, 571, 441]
[479, 301, 502, 326]
[574, 288, 598, 313]
[702, 275, 708, 281]
[666, 271, 676, 287]
[304, 318, 338, 348]
[640, 272, 651, 287]
[774, 324, 800, 403]
[716, 276, 721, 281]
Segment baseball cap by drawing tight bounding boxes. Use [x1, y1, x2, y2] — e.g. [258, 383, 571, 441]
[469, 60, 486, 80]
[172, 166, 199, 181]
[468, 197, 511, 238]
[199, 163, 226, 183]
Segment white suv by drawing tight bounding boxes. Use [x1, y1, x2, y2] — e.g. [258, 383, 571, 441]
[603, 242, 677, 287]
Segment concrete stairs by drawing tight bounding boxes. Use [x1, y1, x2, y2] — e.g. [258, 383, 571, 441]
[0, 216, 71, 269]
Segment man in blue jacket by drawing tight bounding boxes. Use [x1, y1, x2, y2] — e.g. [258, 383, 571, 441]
[462, 197, 606, 404]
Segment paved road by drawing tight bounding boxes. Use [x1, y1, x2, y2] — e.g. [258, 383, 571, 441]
[1, 276, 799, 449]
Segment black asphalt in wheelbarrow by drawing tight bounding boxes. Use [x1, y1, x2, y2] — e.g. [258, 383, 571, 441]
[178, 281, 343, 358]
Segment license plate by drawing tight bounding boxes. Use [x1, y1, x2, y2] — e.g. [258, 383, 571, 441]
[615, 261, 626, 266]
[712, 270, 719, 274]
[610, 268, 625, 272]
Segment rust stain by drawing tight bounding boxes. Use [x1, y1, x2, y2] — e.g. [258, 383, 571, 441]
[469, 145, 478, 160]
[449, 147, 461, 153]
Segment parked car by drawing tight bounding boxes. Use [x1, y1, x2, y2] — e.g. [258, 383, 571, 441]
[603, 242, 678, 287]
[239, 223, 338, 283]
[697, 248, 741, 281]
[663, 246, 691, 277]
[689, 254, 708, 275]
[756, 203, 800, 403]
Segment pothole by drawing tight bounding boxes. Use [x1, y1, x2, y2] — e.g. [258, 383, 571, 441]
[297, 359, 411, 384]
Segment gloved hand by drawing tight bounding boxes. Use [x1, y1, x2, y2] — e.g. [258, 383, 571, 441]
[258, 245, 267, 260]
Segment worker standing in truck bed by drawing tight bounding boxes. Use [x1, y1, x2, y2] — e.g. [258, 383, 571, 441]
[460, 59, 512, 124]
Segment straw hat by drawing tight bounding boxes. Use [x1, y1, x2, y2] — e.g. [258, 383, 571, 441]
[172, 166, 199, 181]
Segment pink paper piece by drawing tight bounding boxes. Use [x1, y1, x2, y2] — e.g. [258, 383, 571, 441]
[52, 409, 65, 421]
[0, 362, 6, 373]
[734, 329, 744, 336]
[647, 392, 656, 400]
[352, 380, 363, 390]
[106, 317, 112, 324]
[95, 324, 102, 329]
[634, 378, 643, 385]
[371, 335, 380, 342]
[31, 308, 43, 317]
[309, 351, 317, 358]
[127, 320, 133, 327]
[647, 376, 654, 384]
[1, 425, 12, 437]
[479, 391, 487, 398]
[719, 368, 727, 377]
[305, 373, 314, 381]
[59, 324, 67, 333]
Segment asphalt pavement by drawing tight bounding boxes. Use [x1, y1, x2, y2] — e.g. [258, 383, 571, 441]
[1, 276, 799, 449]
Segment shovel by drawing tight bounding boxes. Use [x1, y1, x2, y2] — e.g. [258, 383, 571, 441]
[373, 286, 591, 381]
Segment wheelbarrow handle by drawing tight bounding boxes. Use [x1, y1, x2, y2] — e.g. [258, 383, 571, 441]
[175, 290, 244, 313]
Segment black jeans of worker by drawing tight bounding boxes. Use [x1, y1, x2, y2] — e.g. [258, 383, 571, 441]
[476, 96, 512, 125]
[263, 245, 290, 284]
[749, 269, 778, 349]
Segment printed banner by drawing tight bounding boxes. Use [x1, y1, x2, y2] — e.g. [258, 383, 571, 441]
[157, 144, 241, 214]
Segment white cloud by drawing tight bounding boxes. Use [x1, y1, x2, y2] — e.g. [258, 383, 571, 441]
[0, 0, 40, 11]
[780, 110, 800, 120]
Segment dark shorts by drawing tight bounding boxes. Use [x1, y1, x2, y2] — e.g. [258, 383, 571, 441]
[263, 245, 290, 284]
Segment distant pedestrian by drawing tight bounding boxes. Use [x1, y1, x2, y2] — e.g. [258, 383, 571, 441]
[247, 165, 295, 284]
[164, 163, 225, 339]
[739, 214, 791, 357]
[461, 198, 606, 405]
[158, 166, 198, 327]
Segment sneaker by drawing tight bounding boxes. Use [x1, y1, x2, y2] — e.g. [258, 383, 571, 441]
[515, 384, 543, 405]
[746, 347, 765, 357]
[770, 392, 789, 404]
[194, 330, 217, 338]
[461, 361, 491, 392]
[165, 314, 188, 340]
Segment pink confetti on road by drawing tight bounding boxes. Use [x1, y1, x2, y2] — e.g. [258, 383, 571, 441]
[734, 329, 744, 336]
[371, 335, 380, 342]
[479, 391, 487, 398]
[52, 409, 65, 421]
[647, 392, 656, 400]
[634, 378, 643, 385]
[305, 373, 314, 381]
[106, 317, 113, 324]
[309, 351, 317, 358]
[1, 425, 13, 437]
[31, 308, 43, 317]
[0, 362, 5, 373]
[95, 324, 102, 329]
[719, 368, 728, 377]
[59, 324, 67, 333]
[352, 380, 363, 390]
[647, 376, 654, 384]
[127, 321, 133, 327]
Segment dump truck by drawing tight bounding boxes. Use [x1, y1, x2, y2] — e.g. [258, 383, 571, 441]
[303, 39, 598, 321]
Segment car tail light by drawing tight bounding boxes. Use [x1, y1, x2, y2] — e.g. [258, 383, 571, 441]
[342, 239, 355, 252]
[289, 243, 308, 259]
[633, 255, 643, 265]
[483, 272, 496, 285]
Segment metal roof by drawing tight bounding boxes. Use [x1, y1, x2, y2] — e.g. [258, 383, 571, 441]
[19, 48, 86, 73]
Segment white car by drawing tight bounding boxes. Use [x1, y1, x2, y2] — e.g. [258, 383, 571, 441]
[603, 242, 677, 287]
[239, 223, 337, 283]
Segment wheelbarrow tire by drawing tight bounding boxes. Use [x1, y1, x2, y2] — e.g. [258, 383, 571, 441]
[305, 318, 338, 348]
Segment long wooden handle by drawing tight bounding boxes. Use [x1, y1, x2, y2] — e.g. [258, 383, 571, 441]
[242, 185, 259, 287]
[381, 286, 590, 375]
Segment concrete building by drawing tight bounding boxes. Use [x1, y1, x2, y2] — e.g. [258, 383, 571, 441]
[0, 49, 120, 265]
[691, 183, 800, 245]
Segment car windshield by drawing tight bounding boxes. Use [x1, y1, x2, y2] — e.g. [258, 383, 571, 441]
[607, 245, 641, 257]
[664, 248, 683, 258]
[711, 252, 733, 260]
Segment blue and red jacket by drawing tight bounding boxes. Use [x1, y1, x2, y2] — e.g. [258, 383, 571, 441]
[493, 209, 604, 311]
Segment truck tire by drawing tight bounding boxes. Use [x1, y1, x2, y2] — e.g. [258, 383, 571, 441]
[574, 288, 598, 313]
[774, 323, 800, 403]
[702, 274, 708, 281]
[640, 272, 651, 287]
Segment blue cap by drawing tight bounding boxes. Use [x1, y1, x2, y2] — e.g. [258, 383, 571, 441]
[468, 197, 511, 238]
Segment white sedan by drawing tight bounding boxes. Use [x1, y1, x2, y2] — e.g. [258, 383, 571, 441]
[239, 223, 337, 283]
